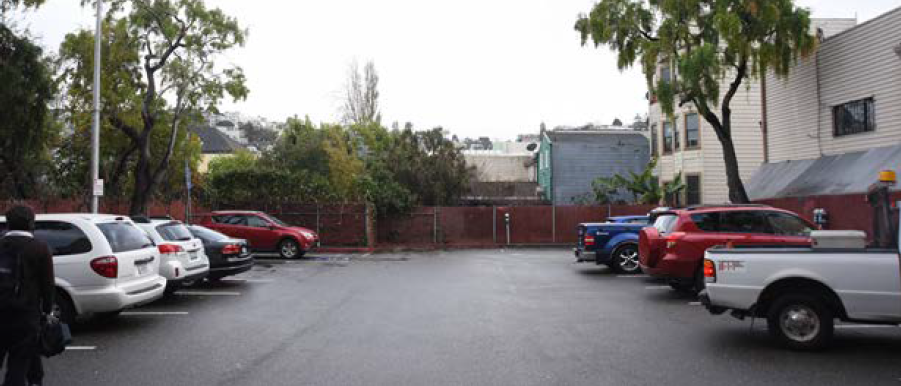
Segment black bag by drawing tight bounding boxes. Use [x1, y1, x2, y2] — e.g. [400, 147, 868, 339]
[39, 316, 71, 357]
[0, 242, 27, 311]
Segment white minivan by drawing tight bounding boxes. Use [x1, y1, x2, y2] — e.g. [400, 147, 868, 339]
[134, 218, 209, 292]
[0, 214, 167, 323]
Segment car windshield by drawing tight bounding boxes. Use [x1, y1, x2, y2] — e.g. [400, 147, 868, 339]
[188, 225, 230, 242]
[156, 222, 194, 241]
[97, 222, 155, 253]
[652, 214, 678, 234]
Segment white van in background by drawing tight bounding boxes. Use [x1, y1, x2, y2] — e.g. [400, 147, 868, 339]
[0, 214, 167, 323]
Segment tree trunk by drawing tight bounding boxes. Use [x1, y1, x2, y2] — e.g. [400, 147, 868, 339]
[719, 136, 750, 204]
[129, 140, 153, 216]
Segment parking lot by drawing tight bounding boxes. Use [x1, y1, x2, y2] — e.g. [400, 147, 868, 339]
[46, 249, 901, 386]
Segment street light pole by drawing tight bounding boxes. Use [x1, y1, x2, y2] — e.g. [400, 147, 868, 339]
[90, 0, 103, 213]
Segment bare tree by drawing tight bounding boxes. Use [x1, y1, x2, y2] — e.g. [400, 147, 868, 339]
[341, 60, 381, 125]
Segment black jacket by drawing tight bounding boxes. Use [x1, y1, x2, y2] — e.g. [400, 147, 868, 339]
[0, 234, 54, 325]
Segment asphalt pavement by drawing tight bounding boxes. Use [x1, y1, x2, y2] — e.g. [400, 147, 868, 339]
[44, 249, 901, 386]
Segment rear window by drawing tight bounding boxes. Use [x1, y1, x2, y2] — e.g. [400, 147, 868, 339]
[35, 221, 93, 256]
[0, 221, 93, 256]
[187, 226, 230, 242]
[690, 213, 720, 232]
[97, 222, 154, 253]
[156, 222, 194, 242]
[652, 214, 678, 234]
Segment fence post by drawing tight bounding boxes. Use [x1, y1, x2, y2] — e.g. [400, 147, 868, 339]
[316, 205, 321, 236]
[552, 205, 556, 243]
[433, 207, 439, 244]
[493, 206, 497, 245]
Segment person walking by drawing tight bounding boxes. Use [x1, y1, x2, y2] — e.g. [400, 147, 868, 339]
[0, 205, 55, 386]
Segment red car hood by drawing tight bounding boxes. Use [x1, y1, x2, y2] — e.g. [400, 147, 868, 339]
[288, 226, 316, 236]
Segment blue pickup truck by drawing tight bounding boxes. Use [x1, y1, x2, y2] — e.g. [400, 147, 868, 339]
[574, 215, 651, 274]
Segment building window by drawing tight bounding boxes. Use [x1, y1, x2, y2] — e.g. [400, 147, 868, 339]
[651, 124, 658, 157]
[685, 113, 700, 149]
[672, 119, 680, 151]
[833, 97, 875, 137]
[663, 122, 673, 154]
[685, 175, 701, 205]
[660, 66, 671, 83]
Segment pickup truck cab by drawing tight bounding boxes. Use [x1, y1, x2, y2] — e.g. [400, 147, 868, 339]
[575, 216, 650, 274]
[701, 230, 901, 350]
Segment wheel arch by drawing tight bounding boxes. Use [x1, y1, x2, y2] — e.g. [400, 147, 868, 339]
[754, 277, 847, 319]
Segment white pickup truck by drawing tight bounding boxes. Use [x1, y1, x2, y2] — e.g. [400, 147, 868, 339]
[700, 230, 901, 350]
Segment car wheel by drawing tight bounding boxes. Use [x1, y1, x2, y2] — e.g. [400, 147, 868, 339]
[54, 288, 77, 325]
[766, 294, 834, 350]
[612, 244, 641, 274]
[279, 239, 301, 259]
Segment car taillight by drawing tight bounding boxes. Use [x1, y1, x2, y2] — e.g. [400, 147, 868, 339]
[703, 259, 716, 283]
[158, 244, 184, 254]
[222, 244, 242, 255]
[90, 256, 118, 278]
[665, 232, 686, 249]
[585, 235, 595, 246]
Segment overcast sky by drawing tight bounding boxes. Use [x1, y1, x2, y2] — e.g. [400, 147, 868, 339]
[12, 0, 901, 140]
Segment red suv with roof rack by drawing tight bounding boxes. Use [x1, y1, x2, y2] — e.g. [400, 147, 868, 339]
[639, 205, 815, 294]
[198, 211, 319, 259]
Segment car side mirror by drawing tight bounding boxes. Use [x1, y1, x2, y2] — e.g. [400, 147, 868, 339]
[268, 225, 277, 230]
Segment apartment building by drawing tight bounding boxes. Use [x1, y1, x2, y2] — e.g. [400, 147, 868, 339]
[748, 8, 901, 199]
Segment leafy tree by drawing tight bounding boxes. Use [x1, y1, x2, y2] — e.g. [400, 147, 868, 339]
[0, 0, 44, 13]
[58, 0, 248, 215]
[0, 23, 57, 199]
[576, 0, 816, 203]
[612, 118, 623, 126]
[590, 159, 685, 205]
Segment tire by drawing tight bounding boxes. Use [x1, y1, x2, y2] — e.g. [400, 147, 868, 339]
[611, 244, 641, 274]
[54, 288, 77, 325]
[278, 238, 301, 259]
[766, 294, 834, 351]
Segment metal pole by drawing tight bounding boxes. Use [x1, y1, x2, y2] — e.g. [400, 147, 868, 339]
[552, 205, 556, 243]
[433, 207, 438, 244]
[492, 206, 497, 245]
[90, 0, 103, 213]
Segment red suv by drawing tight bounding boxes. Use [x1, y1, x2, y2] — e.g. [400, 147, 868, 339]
[198, 211, 319, 259]
[639, 205, 814, 294]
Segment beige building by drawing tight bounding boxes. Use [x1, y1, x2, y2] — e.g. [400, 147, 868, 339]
[749, 8, 901, 199]
[649, 18, 861, 205]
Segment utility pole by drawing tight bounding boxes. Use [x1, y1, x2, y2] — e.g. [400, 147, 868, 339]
[90, 0, 104, 213]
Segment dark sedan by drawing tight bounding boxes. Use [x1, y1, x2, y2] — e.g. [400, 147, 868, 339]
[187, 225, 254, 281]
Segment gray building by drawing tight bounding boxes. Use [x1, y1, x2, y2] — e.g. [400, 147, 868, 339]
[538, 130, 650, 205]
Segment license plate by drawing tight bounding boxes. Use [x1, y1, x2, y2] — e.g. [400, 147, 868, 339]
[189, 251, 200, 261]
[136, 263, 151, 276]
[241, 246, 248, 255]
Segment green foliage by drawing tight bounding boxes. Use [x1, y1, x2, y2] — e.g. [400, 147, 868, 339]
[0, 0, 44, 13]
[203, 120, 471, 216]
[576, 0, 815, 203]
[589, 159, 685, 205]
[57, 0, 247, 214]
[0, 23, 57, 199]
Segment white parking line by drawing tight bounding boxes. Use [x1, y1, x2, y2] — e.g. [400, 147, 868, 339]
[687, 302, 702, 306]
[835, 324, 899, 329]
[121, 311, 189, 316]
[617, 274, 650, 278]
[221, 278, 274, 283]
[65, 346, 96, 351]
[644, 285, 671, 290]
[174, 291, 241, 296]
